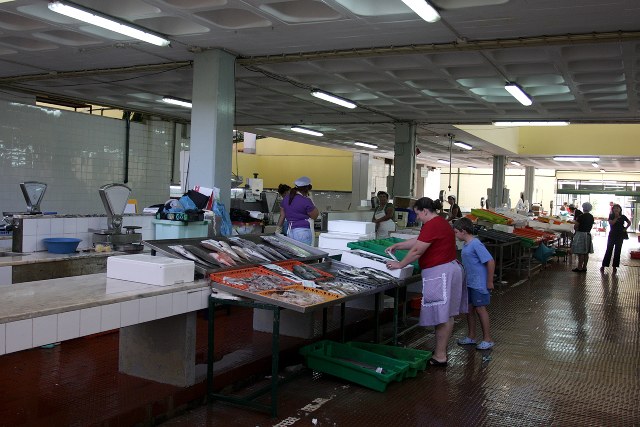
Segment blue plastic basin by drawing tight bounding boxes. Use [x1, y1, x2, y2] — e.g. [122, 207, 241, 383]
[43, 237, 82, 254]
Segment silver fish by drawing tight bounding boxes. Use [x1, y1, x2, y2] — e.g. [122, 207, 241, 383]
[244, 247, 270, 262]
[257, 243, 288, 260]
[168, 245, 200, 263]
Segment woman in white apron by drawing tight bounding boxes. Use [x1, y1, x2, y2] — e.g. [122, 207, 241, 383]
[372, 191, 396, 238]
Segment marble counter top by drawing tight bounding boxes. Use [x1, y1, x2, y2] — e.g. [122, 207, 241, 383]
[0, 273, 210, 324]
[0, 249, 134, 267]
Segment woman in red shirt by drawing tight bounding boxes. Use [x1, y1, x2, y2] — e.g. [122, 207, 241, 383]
[386, 197, 467, 366]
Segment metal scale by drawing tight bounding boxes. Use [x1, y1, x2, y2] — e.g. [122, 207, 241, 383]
[93, 183, 143, 252]
[3, 181, 48, 218]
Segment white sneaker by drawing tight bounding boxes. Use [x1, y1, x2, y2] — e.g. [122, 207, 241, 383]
[476, 341, 494, 350]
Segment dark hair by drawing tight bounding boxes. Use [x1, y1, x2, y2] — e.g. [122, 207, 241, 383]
[453, 217, 474, 234]
[377, 191, 389, 197]
[451, 203, 462, 218]
[611, 203, 622, 212]
[413, 197, 442, 213]
[277, 184, 291, 196]
[288, 184, 312, 205]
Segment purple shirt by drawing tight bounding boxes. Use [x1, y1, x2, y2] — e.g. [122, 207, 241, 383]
[282, 194, 316, 229]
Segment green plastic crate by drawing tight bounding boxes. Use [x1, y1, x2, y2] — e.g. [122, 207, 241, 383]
[346, 237, 419, 271]
[346, 342, 432, 378]
[299, 340, 410, 392]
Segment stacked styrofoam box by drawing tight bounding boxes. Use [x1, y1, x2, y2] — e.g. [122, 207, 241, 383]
[493, 224, 515, 234]
[341, 249, 414, 279]
[318, 220, 376, 251]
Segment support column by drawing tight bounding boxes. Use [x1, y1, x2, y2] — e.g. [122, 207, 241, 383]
[351, 153, 370, 209]
[524, 166, 535, 205]
[490, 155, 506, 210]
[188, 49, 236, 208]
[392, 122, 417, 197]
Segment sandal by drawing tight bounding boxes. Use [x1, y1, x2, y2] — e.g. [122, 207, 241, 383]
[428, 358, 448, 367]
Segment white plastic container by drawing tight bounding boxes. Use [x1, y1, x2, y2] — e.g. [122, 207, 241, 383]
[107, 254, 195, 286]
[492, 224, 515, 234]
[340, 249, 414, 279]
[152, 219, 208, 239]
[318, 232, 376, 250]
[327, 220, 375, 235]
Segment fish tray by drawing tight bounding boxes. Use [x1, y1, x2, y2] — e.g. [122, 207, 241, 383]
[346, 342, 432, 378]
[299, 340, 410, 392]
[209, 266, 297, 291]
[257, 286, 340, 307]
[314, 277, 375, 296]
[274, 259, 334, 280]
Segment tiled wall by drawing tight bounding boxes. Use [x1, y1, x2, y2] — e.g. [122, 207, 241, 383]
[18, 215, 154, 252]
[0, 100, 178, 215]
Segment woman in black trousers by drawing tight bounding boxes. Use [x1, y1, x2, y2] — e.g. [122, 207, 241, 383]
[600, 204, 630, 275]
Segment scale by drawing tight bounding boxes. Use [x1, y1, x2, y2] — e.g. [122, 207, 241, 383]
[3, 181, 48, 218]
[93, 183, 143, 252]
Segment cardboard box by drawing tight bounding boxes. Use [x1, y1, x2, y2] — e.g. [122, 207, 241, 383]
[340, 250, 414, 279]
[393, 197, 416, 209]
[107, 254, 195, 286]
[327, 220, 375, 235]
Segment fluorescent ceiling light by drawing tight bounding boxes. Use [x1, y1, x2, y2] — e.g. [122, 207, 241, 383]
[467, 166, 477, 169]
[48, 1, 170, 47]
[600, 169, 606, 173]
[437, 159, 450, 165]
[310, 90, 356, 109]
[493, 121, 570, 127]
[504, 82, 533, 106]
[453, 141, 472, 150]
[161, 96, 192, 108]
[401, 0, 441, 23]
[592, 162, 599, 168]
[291, 126, 323, 137]
[553, 156, 600, 162]
[354, 141, 377, 149]
[510, 161, 522, 166]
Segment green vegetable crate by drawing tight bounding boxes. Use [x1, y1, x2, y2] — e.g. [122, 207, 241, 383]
[346, 342, 432, 378]
[346, 237, 420, 271]
[299, 340, 410, 392]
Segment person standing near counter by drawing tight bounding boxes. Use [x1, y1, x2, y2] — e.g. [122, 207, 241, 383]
[276, 184, 291, 236]
[600, 203, 630, 274]
[372, 191, 396, 238]
[276, 176, 318, 246]
[386, 197, 467, 367]
[571, 202, 594, 272]
[446, 195, 462, 223]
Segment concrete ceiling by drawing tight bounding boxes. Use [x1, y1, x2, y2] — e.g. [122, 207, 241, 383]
[1, 0, 640, 172]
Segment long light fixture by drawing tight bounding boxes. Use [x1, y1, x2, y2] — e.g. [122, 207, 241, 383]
[310, 90, 356, 109]
[510, 160, 522, 166]
[592, 162, 599, 168]
[600, 169, 606, 173]
[437, 159, 450, 165]
[291, 126, 323, 137]
[453, 141, 472, 150]
[354, 141, 377, 149]
[493, 121, 570, 127]
[48, 1, 170, 47]
[553, 156, 600, 162]
[504, 82, 533, 106]
[401, 0, 441, 23]
[161, 96, 192, 108]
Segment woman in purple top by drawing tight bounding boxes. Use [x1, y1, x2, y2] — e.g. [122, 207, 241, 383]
[276, 176, 319, 246]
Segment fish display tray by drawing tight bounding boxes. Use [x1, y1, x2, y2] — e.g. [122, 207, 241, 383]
[299, 340, 410, 392]
[257, 285, 340, 307]
[314, 277, 375, 296]
[346, 342, 432, 378]
[275, 259, 334, 280]
[209, 266, 297, 291]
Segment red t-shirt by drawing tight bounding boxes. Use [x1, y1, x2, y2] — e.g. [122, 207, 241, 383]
[417, 215, 457, 269]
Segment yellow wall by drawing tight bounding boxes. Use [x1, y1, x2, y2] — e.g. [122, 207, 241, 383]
[456, 125, 520, 153]
[518, 124, 640, 156]
[232, 138, 353, 191]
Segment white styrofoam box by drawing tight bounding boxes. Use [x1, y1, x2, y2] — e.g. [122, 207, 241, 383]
[318, 232, 376, 250]
[390, 232, 419, 240]
[341, 249, 414, 279]
[493, 224, 514, 234]
[528, 220, 550, 230]
[107, 254, 195, 286]
[327, 220, 375, 235]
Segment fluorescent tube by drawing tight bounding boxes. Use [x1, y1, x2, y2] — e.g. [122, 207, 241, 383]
[310, 90, 356, 109]
[591, 162, 599, 168]
[553, 156, 600, 162]
[291, 126, 323, 137]
[161, 97, 192, 108]
[493, 121, 569, 127]
[600, 169, 606, 173]
[401, 0, 441, 23]
[48, 1, 170, 47]
[437, 159, 450, 165]
[510, 161, 522, 166]
[453, 141, 472, 150]
[504, 82, 533, 106]
[354, 141, 378, 149]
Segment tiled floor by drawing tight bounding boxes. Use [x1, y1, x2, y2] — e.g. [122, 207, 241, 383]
[0, 234, 638, 426]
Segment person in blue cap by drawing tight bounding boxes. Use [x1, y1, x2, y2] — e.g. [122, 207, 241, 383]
[276, 176, 318, 246]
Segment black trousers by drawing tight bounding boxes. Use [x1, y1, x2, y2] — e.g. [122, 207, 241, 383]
[602, 234, 624, 267]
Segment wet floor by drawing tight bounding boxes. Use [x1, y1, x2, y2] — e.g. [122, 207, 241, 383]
[161, 234, 640, 426]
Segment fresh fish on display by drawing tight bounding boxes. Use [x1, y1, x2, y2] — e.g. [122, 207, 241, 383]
[316, 279, 370, 295]
[216, 273, 293, 292]
[244, 247, 271, 262]
[168, 245, 201, 263]
[229, 245, 258, 262]
[182, 245, 221, 267]
[211, 251, 236, 267]
[257, 244, 288, 260]
[201, 239, 242, 262]
[335, 267, 398, 286]
[292, 264, 321, 280]
[262, 289, 327, 306]
[261, 235, 311, 258]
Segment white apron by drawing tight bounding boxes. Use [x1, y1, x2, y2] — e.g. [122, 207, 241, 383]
[374, 209, 396, 238]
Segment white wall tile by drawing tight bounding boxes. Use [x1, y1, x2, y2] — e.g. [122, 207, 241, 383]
[76, 217, 89, 233]
[6, 319, 33, 353]
[172, 291, 188, 315]
[22, 219, 37, 236]
[201, 289, 210, 310]
[155, 293, 172, 319]
[120, 299, 139, 327]
[101, 303, 121, 331]
[80, 307, 101, 336]
[0, 266, 11, 286]
[36, 218, 51, 237]
[0, 324, 5, 355]
[23, 236, 37, 253]
[139, 297, 156, 323]
[187, 289, 203, 311]
[50, 218, 64, 234]
[63, 218, 77, 234]
[58, 310, 80, 341]
[33, 314, 58, 346]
